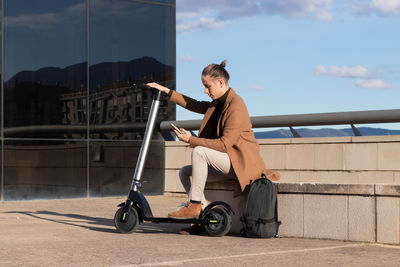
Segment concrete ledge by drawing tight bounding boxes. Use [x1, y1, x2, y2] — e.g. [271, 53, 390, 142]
[375, 184, 400, 196]
[277, 182, 375, 196]
[205, 179, 237, 190]
[206, 181, 386, 196]
[351, 135, 400, 143]
[257, 135, 400, 144]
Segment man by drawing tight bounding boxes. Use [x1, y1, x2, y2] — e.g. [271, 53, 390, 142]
[147, 60, 279, 221]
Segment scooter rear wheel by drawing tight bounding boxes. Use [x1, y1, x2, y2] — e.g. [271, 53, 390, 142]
[114, 207, 139, 234]
[204, 206, 231, 237]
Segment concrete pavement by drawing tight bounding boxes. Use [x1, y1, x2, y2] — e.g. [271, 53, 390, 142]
[1, 194, 399, 266]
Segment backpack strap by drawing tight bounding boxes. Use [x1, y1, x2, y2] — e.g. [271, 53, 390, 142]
[257, 218, 277, 224]
[244, 216, 276, 224]
[275, 190, 282, 229]
[275, 201, 280, 223]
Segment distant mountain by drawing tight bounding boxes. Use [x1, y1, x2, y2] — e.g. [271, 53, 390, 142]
[5, 56, 174, 91]
[254, 127, 400, 139]
[89, 57, 174, 91]
[5, 63, 86, 91]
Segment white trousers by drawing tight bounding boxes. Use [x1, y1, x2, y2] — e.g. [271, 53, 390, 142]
[179, 146, 236, 206]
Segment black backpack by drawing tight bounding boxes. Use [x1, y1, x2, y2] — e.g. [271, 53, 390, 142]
[240, 175, 281, 238]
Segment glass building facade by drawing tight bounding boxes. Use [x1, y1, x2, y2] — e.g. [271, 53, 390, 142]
[0, 0, 176, 201]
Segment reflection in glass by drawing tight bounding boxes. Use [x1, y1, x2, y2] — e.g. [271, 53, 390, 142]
[3, 0, 87, 138]
[4, 140, 87, 200]
[89, 0, 176, 140]
[1, 0, 2, 201]
[0, 0, 175, 200]
[89, 140, 165, 197]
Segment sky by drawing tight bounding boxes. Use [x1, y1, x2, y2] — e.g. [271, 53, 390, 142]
[175, 0, 400, 129]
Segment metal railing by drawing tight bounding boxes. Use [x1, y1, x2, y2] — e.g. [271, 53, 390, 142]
[160, 109, 400, 137]
[2, 109, 400, 138]
[3, 123, 147, 135]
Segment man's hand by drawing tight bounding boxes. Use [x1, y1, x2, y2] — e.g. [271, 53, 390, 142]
[146, 82, 170, 94]
[173, 128, 191, 143]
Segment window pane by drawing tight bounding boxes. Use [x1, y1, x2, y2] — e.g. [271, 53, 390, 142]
[4, 140, 87, 200]
[89, 140, 164, 197]
[89, 0, 176, 140]
[3, 0, 87, 138]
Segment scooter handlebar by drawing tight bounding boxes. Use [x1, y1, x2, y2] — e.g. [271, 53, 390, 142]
[138, 83, 162, 99]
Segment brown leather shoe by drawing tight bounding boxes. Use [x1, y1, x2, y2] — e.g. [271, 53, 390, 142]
[179, 224, 204, 235]
[168, 202, 202, 219]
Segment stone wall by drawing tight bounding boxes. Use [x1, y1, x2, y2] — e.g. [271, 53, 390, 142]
[165, 135, 400, 193]
[259, 136, 400, 184]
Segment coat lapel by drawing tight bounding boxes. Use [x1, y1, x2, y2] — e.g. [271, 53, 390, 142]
[216, 88, 235, 137]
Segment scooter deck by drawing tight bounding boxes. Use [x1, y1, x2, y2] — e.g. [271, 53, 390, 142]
[143, 217, 218, 224]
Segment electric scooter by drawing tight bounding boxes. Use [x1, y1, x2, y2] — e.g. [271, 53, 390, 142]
[114, 86, 234, 237]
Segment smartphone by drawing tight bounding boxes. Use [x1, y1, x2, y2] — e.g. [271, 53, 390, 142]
[170, 123, 183, 135]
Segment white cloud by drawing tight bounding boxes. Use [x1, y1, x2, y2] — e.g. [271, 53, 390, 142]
[371, 0, 400, 15]
[177, 12, 200, 20]
[176, 0, 333, 33]
[5, 2, 87, 30]
[248, 85, 266, 91]
[315, 10, 333, 21]
[4, 0, 152, 31]
[313, 65, 372, 78]
[6, 12, 59, 30]
[352, 0, 400, 16]
[178, 54, 197, 63]
[354, 79, 392, 89]
[314, 65, 393, 90]
[177, 17, 226, 34]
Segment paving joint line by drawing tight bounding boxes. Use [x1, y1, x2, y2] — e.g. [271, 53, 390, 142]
[371, 243, 400, 249]
[114, 243, 366, 267]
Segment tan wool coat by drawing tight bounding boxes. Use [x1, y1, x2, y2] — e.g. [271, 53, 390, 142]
[169, 88, 280, 192]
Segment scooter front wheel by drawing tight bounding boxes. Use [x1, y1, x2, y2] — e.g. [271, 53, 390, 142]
[114, 207, 139, 234]
[204, 206, 232, 237]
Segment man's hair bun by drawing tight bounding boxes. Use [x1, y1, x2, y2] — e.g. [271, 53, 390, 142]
[220, 60, 227, 68]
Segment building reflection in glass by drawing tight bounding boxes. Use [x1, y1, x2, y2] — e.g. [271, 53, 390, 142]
[1, 0, 176, 200]
[3, 0, 87, 139]
[89, 0, 175, 139]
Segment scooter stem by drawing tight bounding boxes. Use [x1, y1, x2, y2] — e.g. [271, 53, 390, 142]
[131, 90, 162, 191]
